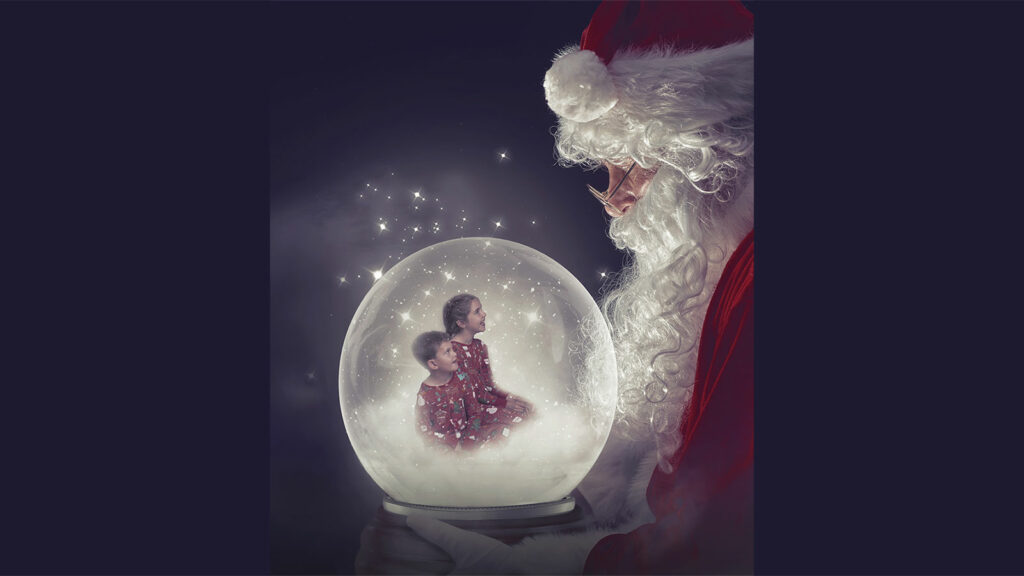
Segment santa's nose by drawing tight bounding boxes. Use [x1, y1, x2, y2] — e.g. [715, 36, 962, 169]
[604, 162, 638, 217]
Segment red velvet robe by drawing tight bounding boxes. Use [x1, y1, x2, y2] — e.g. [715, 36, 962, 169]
[585, 231, 754, 574]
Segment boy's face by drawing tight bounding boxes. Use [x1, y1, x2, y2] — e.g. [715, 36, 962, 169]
[430, 340, 459, 373]
[460, 299, 487, 334]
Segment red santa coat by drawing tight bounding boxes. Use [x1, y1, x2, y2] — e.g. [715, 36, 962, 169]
[585, 230, 754, 574]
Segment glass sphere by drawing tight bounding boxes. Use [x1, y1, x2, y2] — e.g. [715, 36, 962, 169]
[339, 238, 617, 507]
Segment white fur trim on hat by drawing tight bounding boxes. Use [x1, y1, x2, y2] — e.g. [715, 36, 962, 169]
[545, 39, 753, 134]
[543, 48, 619, 124]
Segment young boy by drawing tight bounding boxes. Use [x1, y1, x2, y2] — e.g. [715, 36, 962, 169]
[412, 331, 506, 450]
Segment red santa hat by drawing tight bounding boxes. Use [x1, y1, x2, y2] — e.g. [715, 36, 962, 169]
[544, 1, 754, 126]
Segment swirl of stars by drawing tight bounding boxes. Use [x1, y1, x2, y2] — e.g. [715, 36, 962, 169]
[333, 149, 600, 293]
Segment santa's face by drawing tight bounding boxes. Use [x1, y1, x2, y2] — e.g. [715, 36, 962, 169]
[597, 160, 659, 217]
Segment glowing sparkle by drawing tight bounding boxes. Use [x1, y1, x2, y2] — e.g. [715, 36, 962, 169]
[494, 220, 502, 229]
[413, 191, 421, 199]
[526, 311, 539, 324]
[600, 271, 607, 278]
[371, 269, 383, 281]
[379, 222, 387, 231]
[399, 311, 411, 323]
[338, 276, 348, 285]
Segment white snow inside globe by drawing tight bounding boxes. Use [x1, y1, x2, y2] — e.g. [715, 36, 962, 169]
[339, 238, 617, 508]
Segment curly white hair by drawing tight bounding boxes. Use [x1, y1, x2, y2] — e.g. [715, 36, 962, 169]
[554, 39, 755, 471]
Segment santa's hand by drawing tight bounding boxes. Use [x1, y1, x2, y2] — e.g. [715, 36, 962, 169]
[406, 515, 523, 574]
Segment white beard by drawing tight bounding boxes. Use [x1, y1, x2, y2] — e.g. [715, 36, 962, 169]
[575, 166, 753, 529]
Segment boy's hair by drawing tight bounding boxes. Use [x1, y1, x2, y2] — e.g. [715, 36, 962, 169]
[412, 331, 449, 369]
[442, 293, 479, 336]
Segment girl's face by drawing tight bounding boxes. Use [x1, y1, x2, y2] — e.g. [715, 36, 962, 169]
[461, 299, 487, 334]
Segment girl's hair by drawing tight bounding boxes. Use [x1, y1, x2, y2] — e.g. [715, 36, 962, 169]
[442, 293, 478, 337]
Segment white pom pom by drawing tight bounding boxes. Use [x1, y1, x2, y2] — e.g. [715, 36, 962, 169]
[543, 49, 618, 123]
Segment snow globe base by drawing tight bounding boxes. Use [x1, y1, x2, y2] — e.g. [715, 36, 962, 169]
[355, 490, 595, 574]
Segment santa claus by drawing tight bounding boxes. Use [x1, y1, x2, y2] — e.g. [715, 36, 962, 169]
[408, 1, 754, 572]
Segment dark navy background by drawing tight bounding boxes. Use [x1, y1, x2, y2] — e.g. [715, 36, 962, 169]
[3, 1, 1024, 574]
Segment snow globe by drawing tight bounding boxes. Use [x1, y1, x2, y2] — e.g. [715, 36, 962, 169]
[340, 238, 618, 573]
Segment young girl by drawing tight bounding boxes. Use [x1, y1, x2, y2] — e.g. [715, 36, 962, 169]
[442, 293, 534, 430]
